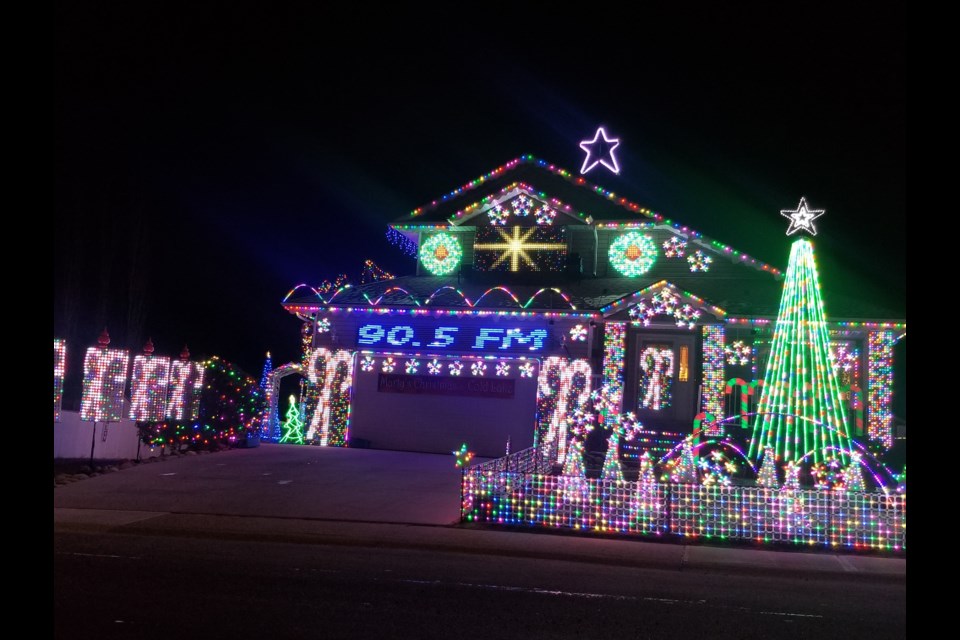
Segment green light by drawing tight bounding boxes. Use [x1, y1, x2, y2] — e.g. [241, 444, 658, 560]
[419, 233, 463, 276]
[608, 232, 657, 277]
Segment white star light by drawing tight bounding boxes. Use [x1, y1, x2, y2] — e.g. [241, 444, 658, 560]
[781, 197, 825, 236]
[579, 127, 621, 175]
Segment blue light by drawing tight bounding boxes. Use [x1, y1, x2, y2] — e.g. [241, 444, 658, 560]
[357, 322, 549, 353]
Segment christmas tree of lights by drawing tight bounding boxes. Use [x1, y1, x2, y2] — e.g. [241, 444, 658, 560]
[665, 437, 698, 484]
[279, 395, 305, 444]
[601, 432, 623, 482]
[756, 447, 780, 488]
[749, 230, 851, 464]
[841, 451, 866, 492]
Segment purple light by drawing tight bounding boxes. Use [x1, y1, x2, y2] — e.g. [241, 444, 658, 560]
[579, 127, 621, 175]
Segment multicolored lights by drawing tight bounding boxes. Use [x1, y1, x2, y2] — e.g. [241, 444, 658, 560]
[473, 226, 567, 273]
[129, 351, 172, 422]
[419, 233, 463, 276]
[750, 239, 851, 463]
[701, 325, 725, 421]
[601, 323, 626, 427]
[80, 346, 130, 422]
[166, 359, 205, 421]
[867, 331, 896, 449]
[608, 232, 657, 277]
[54, 339, 66, 422]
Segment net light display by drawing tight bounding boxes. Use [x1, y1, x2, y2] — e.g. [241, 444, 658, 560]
[600, 323, 626, 427]
[166, 357, 205, 421]
[80, 336, 130, 422]
[304, 348, 355, 446]
[462, 444, 905, 551]
[750, 239, 851, 463]
[639, 346, 674, 411]
[608, 232, 657, 277]
[419, 233, 463, 276]
[54, 339, 66, 422]
[701, 325, 725, 433]
[129, 344, 172, 422]
[474, 226, 567, 273]
[867, 330, 896, 449]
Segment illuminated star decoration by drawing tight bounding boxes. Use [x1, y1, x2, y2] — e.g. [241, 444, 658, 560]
[579, 126, 621, 175]
[453, 443, 474, 468]
[473, 227, 567, 272]
[781, 197, 825, 236]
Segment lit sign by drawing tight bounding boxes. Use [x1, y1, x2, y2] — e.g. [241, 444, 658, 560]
[357, 321, 550, 353]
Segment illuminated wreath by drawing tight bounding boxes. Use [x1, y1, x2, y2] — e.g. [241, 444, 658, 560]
[608, 232, 657, 277]
[419, 233, 463, 276]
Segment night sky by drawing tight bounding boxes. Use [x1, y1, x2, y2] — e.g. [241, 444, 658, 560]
[55, 6, 905, 403]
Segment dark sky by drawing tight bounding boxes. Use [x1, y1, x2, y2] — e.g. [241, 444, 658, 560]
[55, 5, 905, 382]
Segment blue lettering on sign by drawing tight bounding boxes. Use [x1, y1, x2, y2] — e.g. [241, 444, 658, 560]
[356, 322, 548, 352]
[427, 326, 458, 347]
[501, 328, 548, 351]
[472, 328, 505, 350]
[358, 324, 386, 345]
[387, 326, 414, 346]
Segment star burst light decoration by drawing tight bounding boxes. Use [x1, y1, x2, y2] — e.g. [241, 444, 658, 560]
[453, 443, 474, 468]
[496, 362, 510, 376]
[471, 361, 487, 376]
[473, 226, 567, 272]
[449, 361, 463, 376]
[781, 197, 825, 236]
[405, 359, 419, 374]
[518, 362, 535, 378]
[427, 359, 442, 375]
[569, 324, 588, 342]
[579, 126, 621, 175]
[360, 357, 375, 372]
[317, 317, 331, 333]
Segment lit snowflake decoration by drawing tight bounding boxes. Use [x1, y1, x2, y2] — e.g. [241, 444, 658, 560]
[471, 361, 487, 376]
[725, 340, 752, 366]
[566, 408, 596, 440]
[687, 250, 713, 272]
[511, 195, 532, 217]
[495, 362, 510, 377]
[405, 359, 419, 374]
[569, 324, 588, 342]
[518, 362, 535, 378]
[487, 204, 509, 226]
[618, 412, 644, 441]
[381, 357, 396, 373]
[675, 304, 701, 329]
[534, 205, 557, 226]
[699, 450, 737, 487]
[831, 344, 858, 373]
[628, 289, 698, 329]
[662, 236, 687, 258]
[317, 317, 332, 333]
[449, 361, 463, 376]
[427, 359, 442, 375]
[360, 356, 375, 373]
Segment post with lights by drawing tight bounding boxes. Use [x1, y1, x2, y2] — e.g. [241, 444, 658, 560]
[79, 329, 130, 467]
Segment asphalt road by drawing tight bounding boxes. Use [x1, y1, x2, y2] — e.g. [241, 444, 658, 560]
[55, 530, 905, 640]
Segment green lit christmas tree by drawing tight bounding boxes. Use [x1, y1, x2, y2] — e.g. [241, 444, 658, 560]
[749, 215, 852, 464]
[279, 394, 305, 444]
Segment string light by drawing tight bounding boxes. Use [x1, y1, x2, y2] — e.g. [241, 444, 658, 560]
[725, 340, 752, 366]
[569, 324, 588, 342]
[750, 239, 851, 464]
[701, 325, 725, 421]
[867, 330, 895, 449]
[129, 348, 171, 422]
[600, 323, 626, 427]
[54, 339, 66, 422]
[80, 339, 130, 423]
[639, 346, 674, 411]
[279, 395, 305, 444]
